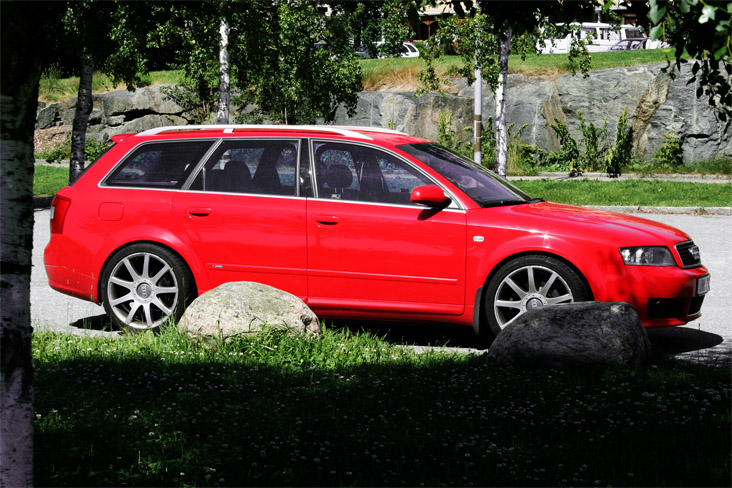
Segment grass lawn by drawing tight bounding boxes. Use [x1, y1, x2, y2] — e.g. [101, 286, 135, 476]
[33, 327, 730, 487]
[35, 164, 732, 207]
[39, 50, 678, 101]
[512, 179, 732, 208]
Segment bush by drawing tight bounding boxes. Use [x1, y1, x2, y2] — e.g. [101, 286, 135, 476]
[35, 134, 112, 163]
[605, 107, 633, 177]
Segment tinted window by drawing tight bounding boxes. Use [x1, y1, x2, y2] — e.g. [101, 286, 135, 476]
[105, 141, 212, 189]
[313, 142, 432, 205]
[190, 140, 299, 196]
[398, 143, 536, 208]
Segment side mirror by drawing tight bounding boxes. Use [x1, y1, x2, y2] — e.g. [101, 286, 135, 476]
[410, 185, 450, 207]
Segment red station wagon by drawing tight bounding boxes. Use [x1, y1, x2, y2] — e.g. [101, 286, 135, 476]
[44, 125, 710, 335]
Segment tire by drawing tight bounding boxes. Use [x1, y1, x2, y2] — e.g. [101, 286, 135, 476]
[484, 255, 591, 337]
[100, 243, 195, 331]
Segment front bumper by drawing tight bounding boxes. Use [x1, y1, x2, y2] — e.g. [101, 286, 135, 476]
[618, 266, 710, 327]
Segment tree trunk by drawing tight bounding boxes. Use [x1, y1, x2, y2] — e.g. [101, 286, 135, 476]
[474, 66, 483, 165]
[70, 47, 94, 184]
[495, 25, 512, 179]
[216, 17, 230, 124]
[0, 3, 43, 486]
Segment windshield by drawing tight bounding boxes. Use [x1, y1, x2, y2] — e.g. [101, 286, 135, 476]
[397, 143, 538, 208]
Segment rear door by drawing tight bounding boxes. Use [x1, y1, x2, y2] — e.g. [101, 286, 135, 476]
[172, 138, 308, 298]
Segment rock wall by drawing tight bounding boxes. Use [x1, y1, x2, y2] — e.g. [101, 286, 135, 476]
[35, 64, 732, 162]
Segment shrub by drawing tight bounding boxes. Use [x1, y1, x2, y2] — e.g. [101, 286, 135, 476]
[605, 107, 634, 177]
[653, 129, 684, 169]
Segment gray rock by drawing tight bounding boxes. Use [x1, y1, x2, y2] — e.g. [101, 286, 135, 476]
[178, 281, 320, 343]
[487, 302, 651, 368]
[35, 65, 732, 164]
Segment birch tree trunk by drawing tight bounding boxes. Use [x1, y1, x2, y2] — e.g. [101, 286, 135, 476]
[1, 4, 43, 486]
[494, 25, 512, 178]
[216, 17, 230, 124]
[70, 47, 94, 184]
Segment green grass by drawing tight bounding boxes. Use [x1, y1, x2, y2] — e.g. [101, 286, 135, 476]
[512, 179, 732, 207]
[40, 51, 677, 102]
[31, 166, 732, 208]
[34, 165, 69, 195]
[33, 327, 731, 487]
[39, 69, 185, 102]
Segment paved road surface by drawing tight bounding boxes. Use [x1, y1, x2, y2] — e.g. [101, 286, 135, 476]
[31, 208, 732, 364]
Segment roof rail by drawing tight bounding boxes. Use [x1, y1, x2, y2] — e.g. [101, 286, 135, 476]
[134, 124, 407, 140]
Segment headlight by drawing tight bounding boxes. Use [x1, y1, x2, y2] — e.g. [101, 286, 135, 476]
[619, 246, 676, 266]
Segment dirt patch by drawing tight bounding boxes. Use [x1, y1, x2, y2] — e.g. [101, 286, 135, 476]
[34, 126, 70, 156]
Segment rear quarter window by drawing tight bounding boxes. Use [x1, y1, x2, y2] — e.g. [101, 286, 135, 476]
[104, 141, 213, 189]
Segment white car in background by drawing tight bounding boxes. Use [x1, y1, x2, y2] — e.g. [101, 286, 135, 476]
[540, 23, 664, 53]
[375, 41, 420, 58]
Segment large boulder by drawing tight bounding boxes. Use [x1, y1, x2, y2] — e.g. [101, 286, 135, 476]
[487, 302, 651, 368]
[178, 281, 320, 342]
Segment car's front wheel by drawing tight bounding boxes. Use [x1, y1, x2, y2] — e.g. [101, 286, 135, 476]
[484, 255, 591, 336]
[100, 243, 195, 331]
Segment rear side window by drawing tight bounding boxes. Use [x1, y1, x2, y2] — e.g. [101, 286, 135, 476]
[189, 139, 299, 196]
[105, 141, 213, 189]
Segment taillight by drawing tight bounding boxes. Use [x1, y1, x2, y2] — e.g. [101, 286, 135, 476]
[50, 195, 71, 234]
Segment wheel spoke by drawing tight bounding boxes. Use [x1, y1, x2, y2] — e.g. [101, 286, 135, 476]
[125, 301, 141, 324]
[109, 276, 134, 290]
[141, 253, 151, 279]
[539, 273, 559, 296]
[110, 293, 134, 307]
[504, 277, 527, 299]
[495, 299, 522, 310]
[154, 285, 178, 295]
[527, 267, 538, 293]
[151, 263, 172, 285]
[152, 297, 173, 317]
[142, 303, 154, 328]
[546, 293, 573, 305]
[123, 257, 141, 281]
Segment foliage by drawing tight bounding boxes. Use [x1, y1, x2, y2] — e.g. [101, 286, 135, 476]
[653, 130, 685, 169]
[644, 0, 732, 120]
[545, 118, 582, 173]
[578, 111, 609, 172]
[605, 107, 634, 177]
[417, 1, 598, 177]
[32, 328, 731, 487]
[436, 112, 537, 176]
[35, 135, 112, 164]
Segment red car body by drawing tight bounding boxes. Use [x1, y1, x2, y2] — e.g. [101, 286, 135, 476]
[44, 125, 709, 333]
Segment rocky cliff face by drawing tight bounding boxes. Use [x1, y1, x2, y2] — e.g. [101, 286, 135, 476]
[35, 64, 731, 163]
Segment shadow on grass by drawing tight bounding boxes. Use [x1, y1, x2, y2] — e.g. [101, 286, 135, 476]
[69, 313, 119, 333]
[326, 319, 493, 351]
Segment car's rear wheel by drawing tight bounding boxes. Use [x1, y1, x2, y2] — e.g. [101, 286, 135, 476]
[485, 255, 591, 336]
[101, 243, 194, 331]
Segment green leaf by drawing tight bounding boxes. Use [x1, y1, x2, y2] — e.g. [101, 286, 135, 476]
[679, 0, 691, 15]
[713, 45, 728, 60]
[650, 4, 667, 24]
[649, 24, 664, 40]
[699, 5, 716, 24]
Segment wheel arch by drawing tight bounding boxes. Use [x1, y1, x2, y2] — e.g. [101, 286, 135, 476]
[96, 240, 200, 304]
[472, 250, 595, 336]
[482, 250, 595, 301]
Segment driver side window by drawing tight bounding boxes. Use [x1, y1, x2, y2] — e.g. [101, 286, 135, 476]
[312, 142, 432, 205]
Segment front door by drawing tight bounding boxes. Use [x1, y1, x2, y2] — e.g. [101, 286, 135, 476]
[306, 141, 466, 315]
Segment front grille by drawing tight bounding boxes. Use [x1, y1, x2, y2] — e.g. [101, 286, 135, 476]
[688, 296, 705, 316]
[675, 241, 701, 268]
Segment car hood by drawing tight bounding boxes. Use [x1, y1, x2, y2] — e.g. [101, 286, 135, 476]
[493, 201, 692, 243]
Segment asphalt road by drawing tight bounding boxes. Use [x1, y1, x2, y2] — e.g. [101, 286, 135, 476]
[31, 208, 732, 364]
